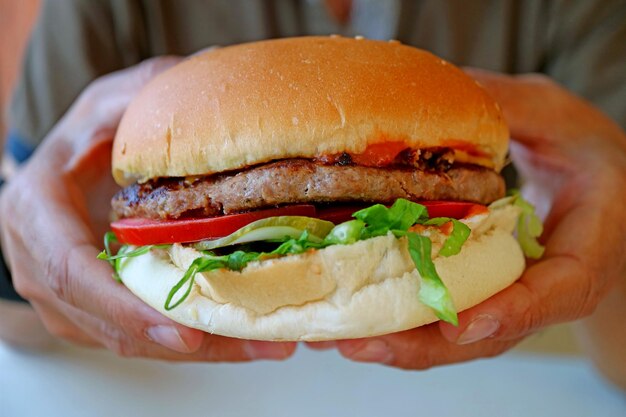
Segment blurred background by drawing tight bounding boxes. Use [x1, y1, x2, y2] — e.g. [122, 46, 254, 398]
[0, 2, 624, 416]
[0, 0, 39, 142]
[0, 0, 587, 358]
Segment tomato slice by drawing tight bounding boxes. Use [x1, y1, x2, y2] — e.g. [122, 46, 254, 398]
[419, 201, 488, 219]
[111, 205, 316, 245]
[316, 205, 367, 224]
[112, 201, 487, 246]
[317, 201, 486, 224]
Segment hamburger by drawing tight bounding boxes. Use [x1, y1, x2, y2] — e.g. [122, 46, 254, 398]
[99, 36, 543, 341]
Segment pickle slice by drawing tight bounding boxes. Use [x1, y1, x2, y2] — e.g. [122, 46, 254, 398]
[194, 216, 335, 250]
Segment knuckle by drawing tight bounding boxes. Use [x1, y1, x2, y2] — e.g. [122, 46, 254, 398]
[46, 249, 73, 305]
[11, 274, 40, 301]
[75, 82, 102, 111]
[74, 74, 119, 116]
[392, 346, 435, 371]
[401, 355, 434, 371]
[41, 318, 77, 341]
[136, 55, 180, 80]
[482, 341, 513, 359]
[84, 72, 117, 97]
[576, 267, 600, 319]
[0, 180, 22, 221]
[103, 302, 138, 338]
[516, 285, 543, 337]
[105, 334, 138, 358]
[0, 191, 10, 218]
[520, 72, 554, 86]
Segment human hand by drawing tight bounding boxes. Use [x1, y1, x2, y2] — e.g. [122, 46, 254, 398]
[332, 69, 626, 368]
[0, 57, 296, 361]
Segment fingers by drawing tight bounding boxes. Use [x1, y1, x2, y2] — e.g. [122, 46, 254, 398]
[25, 253, 295, 361]
[437, 259, 589, 346]
[336, 324, 521, 369]
[337, 69, 626, 370]
[30, 301, 103, 348]
[436, 183, 616, 345]
[5, 211, 191, 352]
[43, 232, 206, 353]
[189, 45, 220, 57]
[191, 339, 297, 362]
[305, 341, 337, 351]
[59, 55, 184, 167]
[114, 337, 297, 362]
[0, 53, 299, 362]
[6, 177, 295, 359]
[7, 202, 296, 360]
[32, 297, 296, 362]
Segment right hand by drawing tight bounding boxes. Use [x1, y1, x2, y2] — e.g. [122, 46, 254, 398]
[0, 57, 296, 361]
[333, 70, 626, 372]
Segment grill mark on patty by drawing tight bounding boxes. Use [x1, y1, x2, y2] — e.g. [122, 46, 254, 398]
[111, 159, 505, 220]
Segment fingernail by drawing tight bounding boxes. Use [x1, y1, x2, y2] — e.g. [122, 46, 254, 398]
[348, 340, 393, 363]
[244, 341, 294, 360]
[146, 325, 191, 353]
[457, 314, 500, 345]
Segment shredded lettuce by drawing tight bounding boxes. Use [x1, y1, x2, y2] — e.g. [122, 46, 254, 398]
[99, 232, 121, 281]
[97, 232, 170, 282]
[424, 218, 471, 257]
[194, 216, 334, 251]
[491, 190, 545, 259]
[513, 195, 545, 259]
[100, 199, 477, 325]
[99, 193, 549, 326]
[401, 232, 458, 325]
[165, 231, 323, 310]
[353, 199, 428, 239]
[323, 220, 365, 245]
[352, 200, 458, 324]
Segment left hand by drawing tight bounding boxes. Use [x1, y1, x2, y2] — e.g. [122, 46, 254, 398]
[0, 56, 296, 361]
[327, 69, 626, 368]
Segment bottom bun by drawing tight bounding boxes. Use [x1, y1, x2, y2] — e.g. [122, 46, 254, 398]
[119, 212, 525, 341]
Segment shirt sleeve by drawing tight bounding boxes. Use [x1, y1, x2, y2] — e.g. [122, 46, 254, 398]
[544, 0, 626, 129]
[6, 0, 145, 160]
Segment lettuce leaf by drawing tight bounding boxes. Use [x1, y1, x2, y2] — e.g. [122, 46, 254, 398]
[97, 232, 170, 282]
[515, 199, 545, 259]
[353, 199, 427, 238]
[354, 200, 457, 324]
[323, 220, 365, 245]
[424, 218, 471, 257]
[194, 216, 334, 251]
[102, 199, 467, 325]
[165, 231, 324, 310]
[403, 232, 458, 325]
[499, 191, 546, 259]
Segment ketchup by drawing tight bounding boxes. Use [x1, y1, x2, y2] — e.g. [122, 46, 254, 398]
[350, 141, 409, 166]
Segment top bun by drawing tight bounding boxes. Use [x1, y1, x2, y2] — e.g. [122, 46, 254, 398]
[112, 36, 508, 186]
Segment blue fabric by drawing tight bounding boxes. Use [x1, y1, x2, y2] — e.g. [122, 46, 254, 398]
[0, 245, 26, 303]
[5, 130, 35, 163]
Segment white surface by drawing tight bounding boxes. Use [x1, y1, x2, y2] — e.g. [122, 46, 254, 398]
[0, 342, 624, 417]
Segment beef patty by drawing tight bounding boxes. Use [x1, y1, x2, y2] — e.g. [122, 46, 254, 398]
[112, 159, 504, 220]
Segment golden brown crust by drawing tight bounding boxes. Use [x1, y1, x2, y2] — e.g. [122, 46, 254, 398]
[112, 36, 509, 186]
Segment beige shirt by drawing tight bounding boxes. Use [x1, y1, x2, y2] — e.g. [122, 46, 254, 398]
[7, 0, 626, 155]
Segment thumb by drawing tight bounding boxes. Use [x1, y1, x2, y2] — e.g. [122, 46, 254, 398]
[438, 255, 595, 345]
[62, 56, 184, 171]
